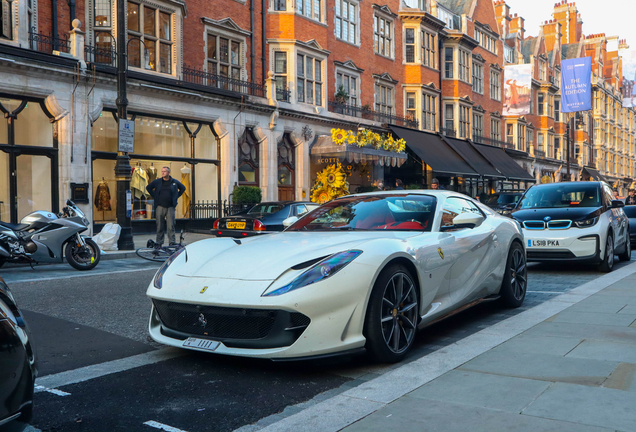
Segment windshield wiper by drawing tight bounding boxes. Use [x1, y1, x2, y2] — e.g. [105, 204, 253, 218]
[328, 225, 357, 230]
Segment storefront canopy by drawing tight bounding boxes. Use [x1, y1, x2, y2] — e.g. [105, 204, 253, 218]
[389, 126, 477, 177]
[444, 138, 506, 179]
[311, 135, 407, 167]
[583, 167, 608, 183]
[472, 143, 535, 182]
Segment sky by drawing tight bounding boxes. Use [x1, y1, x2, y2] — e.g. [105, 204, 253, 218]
[504, 0, 636, 81]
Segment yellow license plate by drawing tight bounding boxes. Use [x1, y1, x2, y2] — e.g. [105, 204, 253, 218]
[227, 221, 246, 229]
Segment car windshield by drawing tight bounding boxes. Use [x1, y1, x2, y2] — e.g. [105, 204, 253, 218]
[486, 194, 520, 205]
[248, 204, 284, 215]
[286, 194, 437, 232]
[518, 184, 601, 209]
[623, 205, 636, 217]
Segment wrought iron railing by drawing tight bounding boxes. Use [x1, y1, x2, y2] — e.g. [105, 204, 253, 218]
[181, 65, 265, 98]
[276, 86, 291, 102]
[28, 27, 70, 54]
[84, 44, 116, 66]
[440, 127, 456, 138]
[328, 100, 419, 129]
[184, 200, 259, 232]
[473, 135, 513, 149]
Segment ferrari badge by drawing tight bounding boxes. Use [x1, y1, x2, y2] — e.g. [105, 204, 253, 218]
[200, 286, 208, 294]
[437, 248, 444, 259]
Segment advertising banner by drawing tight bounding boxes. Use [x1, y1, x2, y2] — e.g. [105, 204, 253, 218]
[503, 64, 533, 116]
[561, 57, 592, 113]
[622, 70, 636, 108]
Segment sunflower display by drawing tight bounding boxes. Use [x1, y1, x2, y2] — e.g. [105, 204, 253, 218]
[330, 128, 406, 154]
[331, 128, 347, 145]
[311, 162, 350, 204]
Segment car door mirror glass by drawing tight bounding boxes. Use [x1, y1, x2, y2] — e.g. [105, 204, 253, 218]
[451, 212, 485, 229]
[283, 216, 299, 228]
[611, 200, 625, 208]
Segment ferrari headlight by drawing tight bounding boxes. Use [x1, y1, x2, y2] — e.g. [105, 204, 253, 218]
[574, 217, 598, 228]
[263, 250, 362, 297]
[153, 248, 186, 289]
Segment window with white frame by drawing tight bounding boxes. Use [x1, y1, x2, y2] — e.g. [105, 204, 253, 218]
[548, 94, 554, 118]
[273, 51, 288, 101]
[444, 47, 453, 78]
[422, 93, 436, 131]
[472, 62, 483, 94]
[335, 0, 357, 44]
[539, 60, 546, 81]
[490, 70, 500, 101]
[517, 123, 525, 151]
[374, 15, 392, 57]
[506, 123, 513, 144]
[437, 7, 459, 30]
[375, 83, 393, 114]
[458, 50, 470, 83]
[526, 128, 533, 152]
[445, 104, 454, 131]
[555, 99, 560, 122]
[474, 28, 496, 53]
[491, 118, 501, 141]
[406, 92, 416, 121]
[555, 69, 560, 89]
[207, 33, 242, 83]
[1, 0, 18, 41]
[538, 93, 545, 115]
[127, 1, 173, 74]
[297, 53, 322, 105]
[336, 71, 358, 106]
[547, 133, 554, 158]
[274, 0, 286, 11]
[472, 112, 483, 138]
[405, 28, 415, 63]
[422, 30, 435, 68]
[92, 0, 114, 62]
[459, 105, 470, 138]
[537, 132, 544, 153]
[296, 0, 322, 21]
[504, 45, 515, 63]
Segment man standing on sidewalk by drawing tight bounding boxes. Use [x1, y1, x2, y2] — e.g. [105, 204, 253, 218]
[146, 166, 186, 246]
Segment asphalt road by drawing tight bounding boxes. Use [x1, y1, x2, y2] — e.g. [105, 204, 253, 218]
[3, 253, 633, 432]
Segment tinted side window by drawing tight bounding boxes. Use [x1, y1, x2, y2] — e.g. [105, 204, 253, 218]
[294, 205, 308, 216]
[441, 197, 481, 227]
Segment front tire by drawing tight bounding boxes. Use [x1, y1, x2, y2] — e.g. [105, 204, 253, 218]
[498, 242, 527, 308]
[65, 238, 100, 271]
[364, 264, 419, 363]
[618, 235, 632, 262]
[598, 234, 614, 273]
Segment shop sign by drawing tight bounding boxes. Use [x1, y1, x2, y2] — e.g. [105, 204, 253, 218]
[311, 156, 345, 165]
[118, 119, 135, 153]
[540, 175, 552, 184]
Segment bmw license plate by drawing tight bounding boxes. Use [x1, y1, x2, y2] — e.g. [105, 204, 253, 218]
[183, 337, 220, 351]
[528, 239, 560, 247]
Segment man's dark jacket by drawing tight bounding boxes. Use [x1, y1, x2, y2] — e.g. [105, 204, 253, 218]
[146, 177, 186, 210]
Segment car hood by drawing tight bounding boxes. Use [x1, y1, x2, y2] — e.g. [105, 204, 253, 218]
[176, 231, 418, 281]
[511, 206, 602, 222]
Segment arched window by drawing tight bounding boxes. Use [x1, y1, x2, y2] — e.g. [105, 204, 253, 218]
[238, 129, 259, 186]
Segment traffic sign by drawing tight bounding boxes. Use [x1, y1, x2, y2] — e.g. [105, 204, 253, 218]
[118, 119, 135, 153]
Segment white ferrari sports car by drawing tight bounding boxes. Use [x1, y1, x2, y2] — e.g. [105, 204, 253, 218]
[147, 191, 527, 363]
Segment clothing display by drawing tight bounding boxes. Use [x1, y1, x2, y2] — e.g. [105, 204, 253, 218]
[131, 167, 150, 199]
[181, 169, 191, 218]
[94, 181, 112, 211]
[147, 165, 157, 183]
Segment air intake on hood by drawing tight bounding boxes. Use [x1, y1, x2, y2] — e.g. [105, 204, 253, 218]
[291, 255, 329, 270]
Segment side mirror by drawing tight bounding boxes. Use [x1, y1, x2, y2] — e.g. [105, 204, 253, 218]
[283, 216, 299, 228]
[611, 200, 625, 209]
[452, 212, 485, 229]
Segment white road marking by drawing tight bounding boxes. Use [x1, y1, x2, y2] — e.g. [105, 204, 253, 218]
[143, 421, 189, 432]
[34, 385, 71, 396]
[36, 348, 187, 390]
[5, 266, 159, 284]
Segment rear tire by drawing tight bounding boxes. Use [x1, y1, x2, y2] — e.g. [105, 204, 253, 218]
[65, 238, 100, 271]
[136, 247, 171, 262]
[498, 242, 527, 308]
[618, 235, 632, 262]
[598, 234, 614, 273]
[364, 264, 419, 363]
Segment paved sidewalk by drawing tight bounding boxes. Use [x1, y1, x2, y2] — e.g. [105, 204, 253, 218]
[248, 261, 636, 432]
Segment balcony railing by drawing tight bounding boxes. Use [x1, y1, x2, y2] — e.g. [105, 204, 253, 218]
[440, 127, 456, 138]
[181, 65, 265, 98]
[28, 27, 70, 54]
[473, 135, 513, 149]
[84, 43, 116, 67]
[328, 100, 419, 129]
[535, 149, 546, 159]
[276, 86, 291, 103]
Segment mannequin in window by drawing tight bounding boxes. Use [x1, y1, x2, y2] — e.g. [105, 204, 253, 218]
[181, 164, 191, 217]
[147, 163, 157, 183]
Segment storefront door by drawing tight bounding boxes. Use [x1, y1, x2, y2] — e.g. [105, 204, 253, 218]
[277, 134, 295, 201]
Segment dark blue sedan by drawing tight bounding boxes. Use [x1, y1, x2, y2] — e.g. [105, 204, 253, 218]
[212, 201, 320, 238]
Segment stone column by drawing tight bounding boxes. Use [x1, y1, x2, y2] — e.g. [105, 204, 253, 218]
[69, 19, 86, 69]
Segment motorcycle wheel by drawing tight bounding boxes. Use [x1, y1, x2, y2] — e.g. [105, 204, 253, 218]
[65, 238, 101, 271]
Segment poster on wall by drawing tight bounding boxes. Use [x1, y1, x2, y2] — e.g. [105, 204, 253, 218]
[622, 70, 636, 108]
[561, 57, 592, 113]
[503, 64, 533, 116]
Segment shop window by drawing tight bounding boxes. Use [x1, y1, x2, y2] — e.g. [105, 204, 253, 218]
[472, 62, 483, 94]
[422, 30, 435, 68]
[336, 71, 358, 106]
[490, 118, 500, 141]
[194, 124, 218, 160]
[490, 70, 500, 101]
[17, 154, 52, 220]
[297, 0, 322, 21]
[444, 47, 453, 78]
[127, 1, 173, 74]
[14, 102, 54, 147]
[208, 33, 242, 84]
[273, 51, 288, 101]
[335, 0, 357, 44]
[374, 83, 393, 114]
[459, 106, 470, 138]
[297, 54, 322, 106]
[405, 28, 415, 63]
[422, 93, 436, 132]
[374, 15, 392, 58]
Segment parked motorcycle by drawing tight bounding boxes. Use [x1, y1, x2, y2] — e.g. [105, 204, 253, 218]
[0, 200, 101, 270]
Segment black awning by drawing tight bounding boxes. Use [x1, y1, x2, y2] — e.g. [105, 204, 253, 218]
[444, 138, 506, 179]
[472, 143, 535, 181]
[583, 167, 608, 183]
[389, 126, 477, 177]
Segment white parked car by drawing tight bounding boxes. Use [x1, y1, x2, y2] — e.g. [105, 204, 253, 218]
[146, 191, 526, 363]
[511, 181, 631, 272]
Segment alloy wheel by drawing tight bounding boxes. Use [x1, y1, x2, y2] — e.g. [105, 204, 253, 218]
[380, 272, 418, 354]
[510, 248, 527, 301]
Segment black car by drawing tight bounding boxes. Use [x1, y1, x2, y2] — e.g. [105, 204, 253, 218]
[0, 276, 36, 432]
[484, 192, 523, 215]
[624, 204, 636, 247]
[213, 201, 320, 238]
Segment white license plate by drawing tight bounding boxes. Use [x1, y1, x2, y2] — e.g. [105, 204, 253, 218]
[183, 337, 220, 351]
[529, 239, 560, 247]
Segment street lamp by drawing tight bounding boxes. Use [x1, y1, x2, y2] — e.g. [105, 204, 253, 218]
[565, 112, 586, 182]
